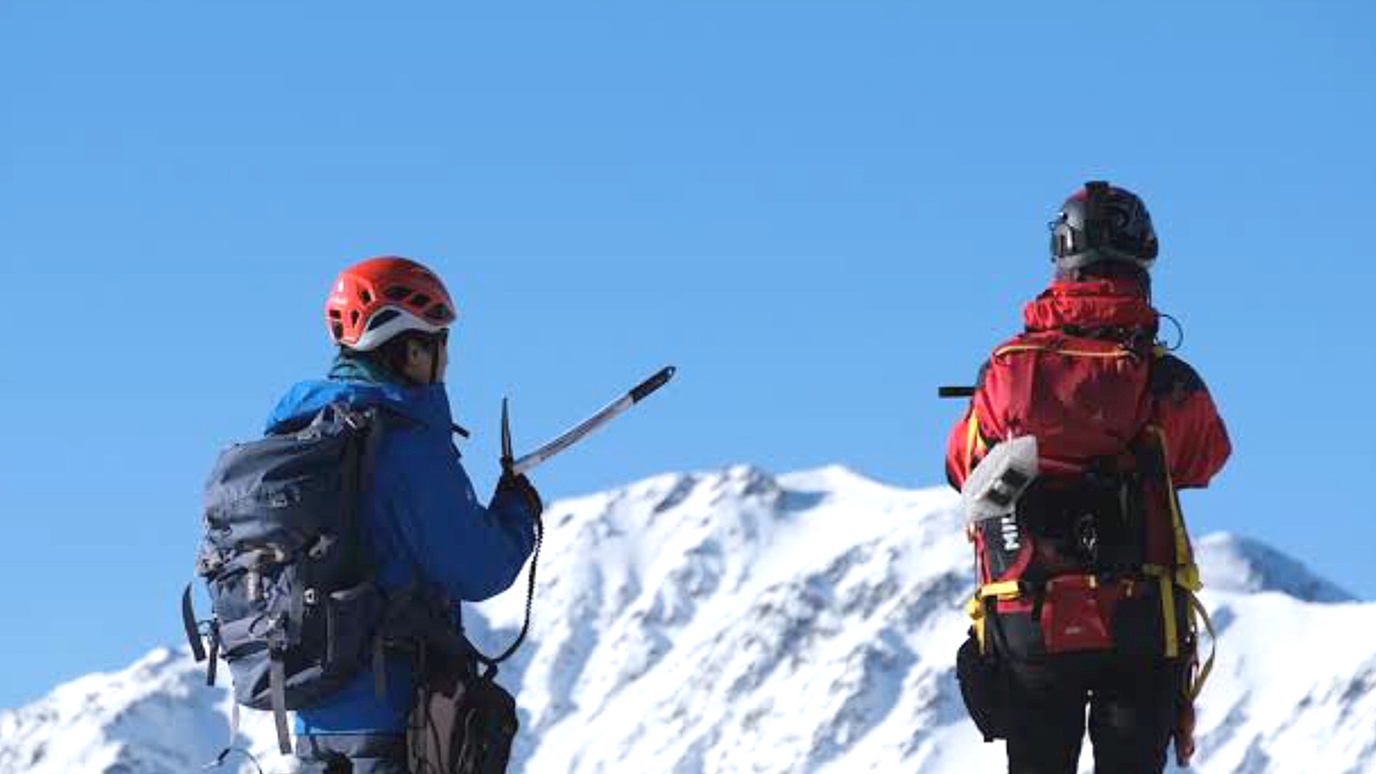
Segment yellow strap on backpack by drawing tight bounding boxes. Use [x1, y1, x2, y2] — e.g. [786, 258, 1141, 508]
[966, 595, 988, 653]
[1185, 591, 1217, 701]
[963, 411, 986, 478]
[1158, 574, 1180, 659]
[967, 581, 1023, 654]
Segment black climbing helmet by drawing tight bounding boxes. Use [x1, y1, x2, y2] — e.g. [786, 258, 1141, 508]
[1049, 181, 1158, 271]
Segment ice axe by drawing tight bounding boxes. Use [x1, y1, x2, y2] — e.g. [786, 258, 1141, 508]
[500, 366, 676, 476]
[475, 370, 674, 671]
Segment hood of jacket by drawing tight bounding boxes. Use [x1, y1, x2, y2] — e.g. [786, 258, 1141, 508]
[264, 353, 454, 435]
[1022, 276, 1159, 335]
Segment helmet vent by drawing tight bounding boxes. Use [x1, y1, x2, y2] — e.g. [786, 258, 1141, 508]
[367, 309, 401, 331]
[350, 310, 360, 326]
[410, 293, 431, 309]
[328, 309, 342, 319]
[425, 304, 450, 322]
[332, 323, 345, 340]
[384, 286, 411, 301]
[359, 289, 373, 305]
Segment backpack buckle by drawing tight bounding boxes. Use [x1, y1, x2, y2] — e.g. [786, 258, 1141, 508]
[341, 407, 369, 431]
[1075, 513, 1100, 564]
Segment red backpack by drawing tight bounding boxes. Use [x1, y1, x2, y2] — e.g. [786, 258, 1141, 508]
[958, 328, 1207, 666]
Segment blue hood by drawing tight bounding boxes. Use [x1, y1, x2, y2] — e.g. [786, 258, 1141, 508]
[265, 378, 454, 436]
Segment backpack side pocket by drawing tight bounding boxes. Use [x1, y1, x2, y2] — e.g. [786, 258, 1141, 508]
[956, 627, 1010, 742]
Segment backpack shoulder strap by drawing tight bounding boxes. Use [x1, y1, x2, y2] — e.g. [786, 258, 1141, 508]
[336, 403, 402, 573]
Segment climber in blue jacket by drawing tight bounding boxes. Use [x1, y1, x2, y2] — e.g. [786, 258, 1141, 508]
[267, 256, 539, 773]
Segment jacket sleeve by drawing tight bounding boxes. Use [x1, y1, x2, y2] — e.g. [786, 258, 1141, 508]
[379, 429, 538, 603]
[1151, 355, 1232, 489]
[944, 362, 994, 491]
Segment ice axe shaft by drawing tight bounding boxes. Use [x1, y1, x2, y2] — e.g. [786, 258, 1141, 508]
[502, 366, 676, 476]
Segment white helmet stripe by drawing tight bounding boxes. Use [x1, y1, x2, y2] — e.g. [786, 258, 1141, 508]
[349, 306, 447, 352]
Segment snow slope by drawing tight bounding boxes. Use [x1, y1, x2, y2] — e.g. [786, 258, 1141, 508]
[2, 465, 1372, 774]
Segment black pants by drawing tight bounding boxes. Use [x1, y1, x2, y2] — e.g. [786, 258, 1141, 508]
[1003, 652, 1181, 774]
[296, 733, 409, 774]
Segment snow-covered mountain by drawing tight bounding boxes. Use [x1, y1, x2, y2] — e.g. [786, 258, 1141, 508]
[1193, 532, 1355, 604]
[3, 465, 1373, 774]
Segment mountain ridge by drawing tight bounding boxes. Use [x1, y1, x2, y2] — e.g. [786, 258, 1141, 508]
[2, 464, 1370, 774]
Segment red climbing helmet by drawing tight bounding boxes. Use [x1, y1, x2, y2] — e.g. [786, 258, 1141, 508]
[325, 257, 457, 351]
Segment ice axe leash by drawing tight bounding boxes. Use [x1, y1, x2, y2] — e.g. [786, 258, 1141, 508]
[473, 366, 677, 671]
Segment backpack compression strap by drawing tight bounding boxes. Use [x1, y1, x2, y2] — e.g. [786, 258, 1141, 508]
[181, 584, 207, 662]
[268, 650, 291, 755]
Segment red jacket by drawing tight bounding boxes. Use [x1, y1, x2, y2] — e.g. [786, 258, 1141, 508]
[946, 278, 1231, 491]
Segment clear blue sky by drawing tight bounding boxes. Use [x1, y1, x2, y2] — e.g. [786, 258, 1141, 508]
[1, 0, 1372, 709]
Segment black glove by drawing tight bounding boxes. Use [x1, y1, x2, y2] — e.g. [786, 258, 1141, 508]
[496, 470, 543, 520]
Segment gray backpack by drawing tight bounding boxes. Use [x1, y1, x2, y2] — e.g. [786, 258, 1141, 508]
[182, 403, 450, 755]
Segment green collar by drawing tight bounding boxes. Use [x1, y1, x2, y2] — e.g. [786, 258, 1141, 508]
[329, 351, 404, 385]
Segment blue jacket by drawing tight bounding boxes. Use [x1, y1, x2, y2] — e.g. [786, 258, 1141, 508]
[265, 356, 537, 735]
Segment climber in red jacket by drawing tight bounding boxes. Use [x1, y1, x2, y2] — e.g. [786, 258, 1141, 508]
[947, 181, 1231, 774]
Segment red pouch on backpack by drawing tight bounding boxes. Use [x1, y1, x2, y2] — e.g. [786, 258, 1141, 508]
[1040, 575, 1113, 653]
